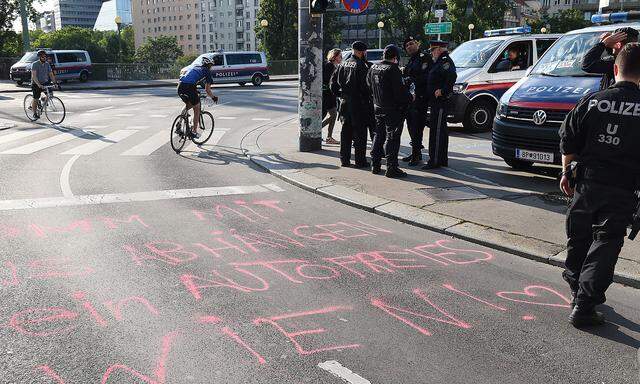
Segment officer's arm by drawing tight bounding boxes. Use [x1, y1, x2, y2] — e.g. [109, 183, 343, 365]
[581, 43, 613, 74]
[391, 67, 411, 105]
[559, 99, 589, 157]
[330, 66, 341, 97]
[441, 64, 457, 98]
[358, 63, 370, 98]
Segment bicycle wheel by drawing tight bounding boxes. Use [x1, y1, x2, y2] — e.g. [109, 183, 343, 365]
[170, 114, 189, 153]
[192, 111, 215, 145]
[23, 94, 38, 121]
[45, 96, 66, 125]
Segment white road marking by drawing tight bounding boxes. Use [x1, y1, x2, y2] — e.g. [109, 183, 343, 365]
[84, 106, 114, 114]
[60, 154, 80, 197]
[183, 128, 230, 153]
[0, 128, 46, 145]
[126, 100, 146, 106]
[128, 125, 151, 130]
[120, 130, 169, 156]
[251, 118, 271, 121]
[150, 114, 169, 118]
[217, 116, 237, 120]
[0, 184, 284, 211]
[318, 361, 371, 384]
[1, 129, 91, 154]
[61, 129, 138, 155]
[114, 113, 135, 117]
[85, 125, 109, 129]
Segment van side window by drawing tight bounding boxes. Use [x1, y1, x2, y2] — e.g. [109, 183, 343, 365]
[225, 54, 242, 65]
[491, 41, 533, 73]
[57, 52, 85, 63]
[212, 55, 223, 66]
[536, 39, 556, 59]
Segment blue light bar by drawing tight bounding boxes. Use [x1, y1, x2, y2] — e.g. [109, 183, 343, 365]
[484, 25, 532, 37]
[592, 11, 640, 24]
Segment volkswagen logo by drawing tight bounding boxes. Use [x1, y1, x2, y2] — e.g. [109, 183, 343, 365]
[532, 110, 547, 125]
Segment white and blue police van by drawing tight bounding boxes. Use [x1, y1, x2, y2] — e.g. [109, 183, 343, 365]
[10, 49, 92, 85]
[180, 51, 269, 87]
[492, 12, 640, 170]
[448, 27, 560, 132]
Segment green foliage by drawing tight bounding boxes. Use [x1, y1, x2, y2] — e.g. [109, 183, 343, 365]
[323, 10, 345, 52]
[135, 35, 183, 63]
[0, 0, 42, 55]
[0, 30, 21, 56]
[545, 9, 590, 34]
[446, 0, 512, 44]
[374, 0, 435, 46]
[176, 54, 199, 68]
[255, 0, 298, 60]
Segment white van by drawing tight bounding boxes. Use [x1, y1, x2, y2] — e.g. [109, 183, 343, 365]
[10, 49, 92, 85]
[180, 51, 269, 87]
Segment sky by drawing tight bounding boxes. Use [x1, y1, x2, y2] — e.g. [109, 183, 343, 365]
[14, 0, 54, 32]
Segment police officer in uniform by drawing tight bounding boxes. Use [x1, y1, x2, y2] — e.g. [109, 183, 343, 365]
[401, 36, 433, 166]
[367, 45, 414, 178]
[423, 40, 456, 170]
[582, 27, 638, 88]
[330, 41, 371, 168]
[559, 43, 640, 328]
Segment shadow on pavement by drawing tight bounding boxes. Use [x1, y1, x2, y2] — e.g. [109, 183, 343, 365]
[584, 305, 640, 349]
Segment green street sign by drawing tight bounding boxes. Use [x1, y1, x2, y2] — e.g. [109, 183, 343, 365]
[424, 22, 452, 35]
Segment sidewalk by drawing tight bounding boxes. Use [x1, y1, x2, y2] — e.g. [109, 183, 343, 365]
[242, 118, 640, 288]
[0, 75, 298, 93]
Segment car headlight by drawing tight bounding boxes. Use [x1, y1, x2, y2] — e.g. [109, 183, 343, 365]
[180, 68, 187, 76]
[497, 101, 508, 118]
[452, 83, 467, 94]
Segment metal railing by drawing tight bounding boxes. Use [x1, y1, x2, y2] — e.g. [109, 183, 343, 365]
[268, 60, 298, 76]
[0, 58, 20, 80]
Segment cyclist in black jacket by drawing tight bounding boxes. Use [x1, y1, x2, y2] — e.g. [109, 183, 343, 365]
[582, 27, 638, 88]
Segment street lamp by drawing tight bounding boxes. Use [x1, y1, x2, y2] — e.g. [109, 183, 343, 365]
[377, 21, 384, 49]
[541, 27, 547, 34]
[114, 15, 122, 63]
[468, 23, 475, 41]
[260, 19, 268, 54]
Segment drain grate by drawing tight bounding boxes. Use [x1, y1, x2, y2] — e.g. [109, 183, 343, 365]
[419, 186, 487, 202]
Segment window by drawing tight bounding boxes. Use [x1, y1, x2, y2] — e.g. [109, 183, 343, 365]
[213, 55, 224, 65]
[536, 38, 557, 59]
[225, 53, 261, 65]
[56, 52, 86, 63]
[490, 40, 533, 73]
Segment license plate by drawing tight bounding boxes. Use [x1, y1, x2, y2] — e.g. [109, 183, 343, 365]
[515, 149, 554, 163]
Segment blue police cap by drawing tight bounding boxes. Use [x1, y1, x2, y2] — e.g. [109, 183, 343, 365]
[352, 41, 368, 52]
[383, 44, 400, 60]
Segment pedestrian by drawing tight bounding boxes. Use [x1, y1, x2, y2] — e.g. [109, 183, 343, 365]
[401, 36, 433, 166]
[323, 48, 341, 145]
[330, 41, 371, 168]
[423, 40, 456, 170]
[367, 44, 414, 178]
[559, 43, 640, 328]
[582, 27, 638, 88]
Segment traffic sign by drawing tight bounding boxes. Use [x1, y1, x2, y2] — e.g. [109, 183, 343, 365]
[434, 9, 444, 18]
[424, 22, 452, 35]
[341, 0, 370, 14]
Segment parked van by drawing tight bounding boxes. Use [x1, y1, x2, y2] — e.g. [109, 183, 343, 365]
[180, 51, 269, 86]
[448, 27, 560, 132]
[10, 49, 92, 85]
[492, 12, 640, 170]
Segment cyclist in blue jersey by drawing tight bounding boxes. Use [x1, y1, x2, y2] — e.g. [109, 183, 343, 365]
[177, 57, 219, 138]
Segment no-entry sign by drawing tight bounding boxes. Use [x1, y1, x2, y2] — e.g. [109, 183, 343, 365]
[342, 0, 370, 14]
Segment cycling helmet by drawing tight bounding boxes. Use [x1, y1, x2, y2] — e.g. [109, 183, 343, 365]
[37, 49, 47, 56]
[201, 57, 214, 66]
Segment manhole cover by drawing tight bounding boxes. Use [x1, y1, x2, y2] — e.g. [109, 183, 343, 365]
[419, 186, 487, 202]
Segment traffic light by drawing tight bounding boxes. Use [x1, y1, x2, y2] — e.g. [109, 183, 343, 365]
[310, 0, 328, 16]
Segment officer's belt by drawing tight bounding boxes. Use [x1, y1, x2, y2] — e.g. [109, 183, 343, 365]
[579, 166, 638, 190]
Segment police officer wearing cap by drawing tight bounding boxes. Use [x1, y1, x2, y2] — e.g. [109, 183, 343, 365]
[559, 43, 640, 328]
[330, 41, 371, 168]
[367, 45, 414, 178]
[402, 36, 433, 166]
[423, 40, 456, 170]
[582, 27, 639, 88]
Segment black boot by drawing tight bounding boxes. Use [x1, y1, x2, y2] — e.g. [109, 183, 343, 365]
[354, 161, 370, 169]
[408, 151, 422, 166]
[371, 163, 382, 175]
[401, 153, 413, 162]
[569, 306, 605, 328]
[385, 167, 408, 178]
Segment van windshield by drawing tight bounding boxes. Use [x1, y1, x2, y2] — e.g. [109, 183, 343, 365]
[449, 39, 502, 68]
[531, 32, 605, 77]
[367, 51, 383, 61]
[19, 52, 39, 63]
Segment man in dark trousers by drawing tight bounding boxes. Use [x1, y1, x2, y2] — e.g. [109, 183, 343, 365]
[559, 43, 640, 328]
[330, 41, 371, 168]
[402, 36, 433, 166]
[423, 40, 456, 170]
[367, 45, 414, 178]
[582, 27, 638, 88]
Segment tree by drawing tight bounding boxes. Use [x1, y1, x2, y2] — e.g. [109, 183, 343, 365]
[323, 9, 345, 52]
[135, 35, 183, 63]
[255, 0, 298, 60]
[374, 0, 435, 45]
[0, 0, 42, 55]
[33, 27, 107, 61]
[446, 0, 512, 44]
[546, 9, 589, 34]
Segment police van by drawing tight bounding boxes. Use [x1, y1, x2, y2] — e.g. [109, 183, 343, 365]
[10, 49, 92, 85]
[449, 27, 560, 132]
[180, 51, 269, 87]
[492, 12, 640, 170]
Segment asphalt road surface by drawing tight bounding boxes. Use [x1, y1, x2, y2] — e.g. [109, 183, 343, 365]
[0, 82, 638, 383]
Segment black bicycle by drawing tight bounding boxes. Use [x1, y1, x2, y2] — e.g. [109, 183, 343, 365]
[23, 84, 66, 125]
[170, 93, 216, 153]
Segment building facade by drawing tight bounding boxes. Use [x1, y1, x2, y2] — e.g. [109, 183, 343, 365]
[131, 0, 261, 55]
[36, 11, 57, 33]
[95, 0, 133, 31]
[53, 0, 105, 29]
[332, 0, 385, 50]
[574, 0, 640, 20]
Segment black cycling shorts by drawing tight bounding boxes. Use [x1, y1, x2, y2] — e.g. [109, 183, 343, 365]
[32, 81, 52, 99]
[178, 83, 199, 106]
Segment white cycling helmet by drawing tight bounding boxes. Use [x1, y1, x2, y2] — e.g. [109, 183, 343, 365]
[201, 57, 214, 66]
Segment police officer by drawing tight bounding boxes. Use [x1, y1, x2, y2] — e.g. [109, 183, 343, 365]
[402, 36, 433, 166]
[559, 43, 640, 328]
[423, 40, 456, 170]
[582, 27, 638, 88]
[330, 41, 371, 168]
[367, 45, 414, 178]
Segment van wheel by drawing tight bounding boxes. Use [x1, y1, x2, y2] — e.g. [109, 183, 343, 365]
[464, 99, 495, 133]
[79, 71, 89, 82]
[238, 82, 246, 87]
[252, 74, 263, 86]
[504, 158, 533, 171]
[16, 80, 23, 86]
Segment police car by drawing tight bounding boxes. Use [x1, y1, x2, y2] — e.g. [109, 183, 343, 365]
[10, 49, 92, 85]
[492, 12, 640, 170]
[180, 51, 269, 87]
[449, 27, 560, 132]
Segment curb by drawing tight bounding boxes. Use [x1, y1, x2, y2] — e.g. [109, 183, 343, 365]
[0, 76, 298, 94]
[247, 153, 640, 290]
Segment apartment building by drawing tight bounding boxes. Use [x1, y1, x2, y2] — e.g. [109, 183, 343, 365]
[36, 11, 57, 33]
[131, 0, 261, 55]
[574, 0, 640, 19]
[53, 0, 105, 29]
[95, 0, 133, 31]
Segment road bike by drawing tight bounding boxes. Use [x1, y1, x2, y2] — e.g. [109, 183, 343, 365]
[23, 84, 66, 125]
[171, 93, 216, 153]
